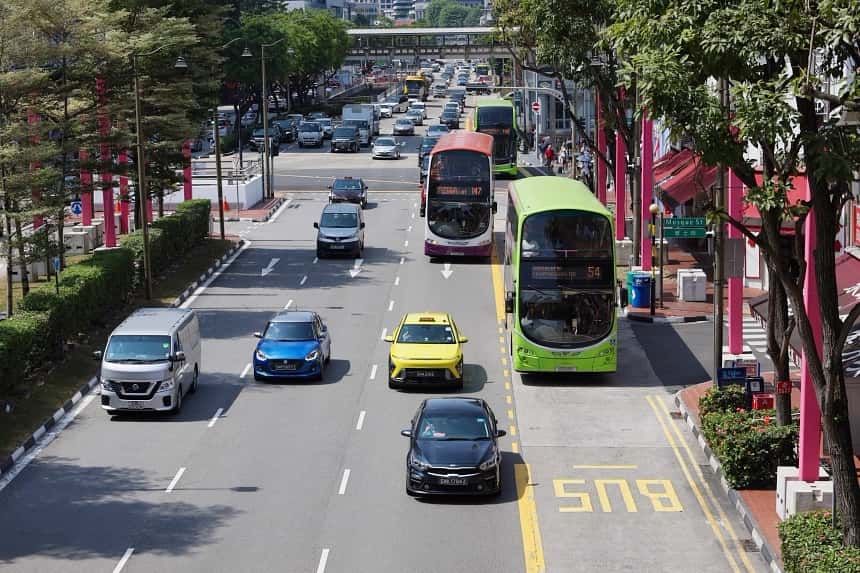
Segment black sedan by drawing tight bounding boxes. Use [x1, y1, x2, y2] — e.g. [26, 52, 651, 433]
[440, 110, 460, 129]
[328, 177, 368, 208]
[402, 397, 505, 497]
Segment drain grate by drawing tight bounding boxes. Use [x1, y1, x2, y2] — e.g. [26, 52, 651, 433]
[670, 411, 683, 419]
[740, 539, 760, 553]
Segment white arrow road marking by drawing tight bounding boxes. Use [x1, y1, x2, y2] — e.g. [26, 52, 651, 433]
[300, 275, 308, 285]
[261, 258, 280, 277]
[441, 263, 453, 279]
[113, 548, 135, 573]
[349, 258, 364, 278]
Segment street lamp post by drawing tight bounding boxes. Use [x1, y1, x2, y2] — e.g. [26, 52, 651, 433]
[261, 38, 286, 200]
[649, 203, 659, 316]
[131, 47, 186, 300]
[213, 40, 252, 240]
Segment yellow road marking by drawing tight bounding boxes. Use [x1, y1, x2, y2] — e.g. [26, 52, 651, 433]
[503, 369, 510, 377]
[499, 336, 505, 343]
[654, 397, 758, 572]
[506, 395, 513, 405]
[505, 382, 511, 390]
[510, 425, 517, 436]
[515, 464, 546, 573]
[512, 441, 520, 453]
[500, 345, 506, 353]
[646, 396, 742, 573]
[508, 409, 514, 420]
[573, 465, 638, 470]
[490, 247, 506, 324]
[501, 357, 508, 366]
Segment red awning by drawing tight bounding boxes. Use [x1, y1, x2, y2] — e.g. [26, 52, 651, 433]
[658, 155, 719, 206]
[742, 173, 808, 220]
[654, 149, 694, 184]
[837, 253, 860, 317]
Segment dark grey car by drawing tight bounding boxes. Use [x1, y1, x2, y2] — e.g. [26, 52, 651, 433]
[331, 127, 361, 152]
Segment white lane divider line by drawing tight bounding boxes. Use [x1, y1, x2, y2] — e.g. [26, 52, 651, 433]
[165, 467, 186, 493]
[380, 328, 387, 341]
[404, 240, 409, 248]
[349, 258, 363, 278]
[240, 363, 252, 379]
[370, 364, 378, 380]
[411, 212, 415, 219]
[356, 410, 366, 430]
[407, 225, 412, 232]
[337, 469, 351, 495]
[388, 300, 394, 311]
[400, 257, 405, 265]
[394, 276, 400, 286]
[208, 407, 224, 428]
[300, 275, 308, 286]
[285, 299, 294, 309]
[113, 548, 135, 573]
[316, 548, 330, 573]
[313, 257, 319, 264]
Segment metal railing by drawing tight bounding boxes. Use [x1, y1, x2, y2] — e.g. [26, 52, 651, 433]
[189, 158, 262, 182]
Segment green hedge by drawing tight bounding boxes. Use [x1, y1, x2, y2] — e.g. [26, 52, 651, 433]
[780, 511, 860, 572]
[701, 409, 797, 488]
[121, 199, 210, 284]
[699, 384, 747, 418]
[0, 311, 53, 395]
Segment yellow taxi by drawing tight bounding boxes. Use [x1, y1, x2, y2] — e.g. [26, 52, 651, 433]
[384, 312, 467, 389]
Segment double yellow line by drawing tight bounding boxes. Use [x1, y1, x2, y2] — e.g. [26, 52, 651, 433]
[646, 395, 757, 573]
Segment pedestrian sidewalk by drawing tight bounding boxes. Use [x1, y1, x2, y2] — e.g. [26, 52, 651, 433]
[211, 195, 286, 223]
[624, 245, 765, 323]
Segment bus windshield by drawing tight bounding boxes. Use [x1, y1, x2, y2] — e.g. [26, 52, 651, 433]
[518, 211, 614, 348]
[427, 150, 492, 240]
[476, 107, 515, 163]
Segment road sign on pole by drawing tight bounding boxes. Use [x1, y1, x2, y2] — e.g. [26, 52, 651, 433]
[663, 216, 706, 239]
[531, 101, 541, 114]
[70, 200, 83, 216]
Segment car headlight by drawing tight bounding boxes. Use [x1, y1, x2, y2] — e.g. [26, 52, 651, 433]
[479, 452, 499, 471]
[101, 380, 115, 391]
[409, 452, 430, 471]
[255, 349, 268, 361]
[159, 378, 175, 391]
[305, 349, 320, 362]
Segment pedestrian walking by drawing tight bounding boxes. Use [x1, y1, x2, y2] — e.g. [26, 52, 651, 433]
[559, 145, 569, 174]
[544, 144, 555, 169]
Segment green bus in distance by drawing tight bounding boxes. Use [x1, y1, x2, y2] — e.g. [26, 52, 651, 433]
[504, 177, 624, 373]
[472, 97, 518, 177]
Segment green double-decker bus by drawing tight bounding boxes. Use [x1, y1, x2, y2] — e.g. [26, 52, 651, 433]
[503, 177, 620, 373]
[472, 97, 518, 176]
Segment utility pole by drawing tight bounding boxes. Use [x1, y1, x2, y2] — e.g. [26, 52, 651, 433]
[713, 77, 729, 378]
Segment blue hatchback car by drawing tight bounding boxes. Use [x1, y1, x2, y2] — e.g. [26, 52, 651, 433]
[253, 311, 332, 381]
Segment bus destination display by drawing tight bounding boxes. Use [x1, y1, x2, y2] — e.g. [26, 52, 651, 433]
[524, 261, 611, 284]
[432, 184, 486, 197]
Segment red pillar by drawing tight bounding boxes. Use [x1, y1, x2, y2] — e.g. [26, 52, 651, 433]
[97, 78, 116, 247]
[799, 190, 823, 482]
[727, 170, 744, 354]
[146, 197, 153, 223]
[119, 150, 129, 234]
[80, 149, 93, 226]
[28, 111, 44, 229]
[183, 140, 192, 201]
[614, 131, 627, 241]
[640, 114, 654, 271]
[596, 94, 607, 205]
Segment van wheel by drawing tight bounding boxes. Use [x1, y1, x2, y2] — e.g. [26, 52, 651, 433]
[189, 367, 199, 394]
[172, 387, 183, 415]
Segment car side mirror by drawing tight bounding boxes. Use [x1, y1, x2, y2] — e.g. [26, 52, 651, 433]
[496, 429, 507, 438]
[619, 287, 629, 308]
[460, 336, 469, 343]
[492, 201, 498, 214]
[400, 429, 412, 437]
[327, 185, 332, 190]
[504, 291, 514, 314]
[313, 222, 319, 229]
[360, 222, 366, 229]
[92, 350, 103, 361]
[384, 335, 394, 343]
[253, 331, 263, 338]
[173, 351, 186, 362]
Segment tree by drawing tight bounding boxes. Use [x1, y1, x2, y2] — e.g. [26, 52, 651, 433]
[610, 0, 860, 544]
[351, 13, 370, 27]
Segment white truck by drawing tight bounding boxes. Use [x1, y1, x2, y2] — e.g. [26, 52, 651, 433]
[342, 104, 379, 138]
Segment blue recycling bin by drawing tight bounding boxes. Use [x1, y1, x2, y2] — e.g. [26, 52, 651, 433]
[629, 272, 652, 308]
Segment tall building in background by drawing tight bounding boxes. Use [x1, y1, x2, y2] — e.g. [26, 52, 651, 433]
[391, 0, 413, 21]
[347, 0, 378, 21]
[283, 0, 347, 18]
[378, 0, 394, 19]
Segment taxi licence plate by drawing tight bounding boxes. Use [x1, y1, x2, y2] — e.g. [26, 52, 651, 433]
[556, 366, 577, 372]
[330, 245, 346, 250]
[414, 370, 436, 377]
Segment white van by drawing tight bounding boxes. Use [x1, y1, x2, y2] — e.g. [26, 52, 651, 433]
[97, 308, 202, 415]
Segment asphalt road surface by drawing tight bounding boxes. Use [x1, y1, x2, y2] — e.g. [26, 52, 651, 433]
[0, 93, 769, 573]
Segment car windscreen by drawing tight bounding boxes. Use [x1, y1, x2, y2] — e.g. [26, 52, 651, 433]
[396, 119, 413, 125]
[320, 212, 358, 228]
[396, 323, 455, 344]
[333, 128, 356, 138]
[375, 138, 396, 146]
[333, 179, 362, 190]
[300, 123, 320, 132]
[264, 322, 315, 341]
[416, 413, 492, 441]
[442, 111, 458, 119]
[105, 335, 171, 363]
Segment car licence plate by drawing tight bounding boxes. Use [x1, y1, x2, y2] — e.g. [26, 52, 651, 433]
[414, 370, 436, 378]
[125, 401, 145, 409]
[439, 478, 467, 486]
[329, 245, 346, 250]
[274, 363, 297, 371]
[556, 366, 577, 372]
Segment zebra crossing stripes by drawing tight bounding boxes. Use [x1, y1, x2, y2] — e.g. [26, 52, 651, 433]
[742, 316, 768, 352]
